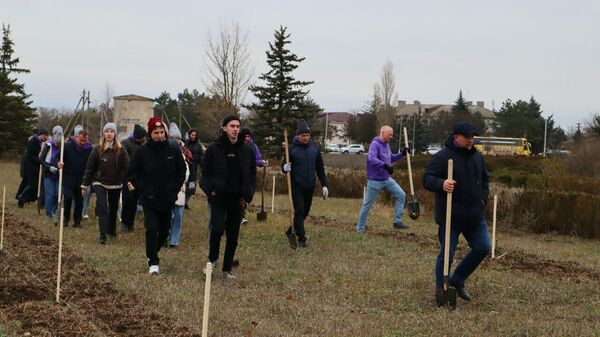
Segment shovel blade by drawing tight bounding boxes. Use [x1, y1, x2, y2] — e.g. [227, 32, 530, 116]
[408, 199, 420, 220]
[435, 287, 457, 309]
[257, 212, 267, 221]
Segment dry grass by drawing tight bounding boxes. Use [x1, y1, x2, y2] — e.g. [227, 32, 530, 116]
[1, 161, 600, 336]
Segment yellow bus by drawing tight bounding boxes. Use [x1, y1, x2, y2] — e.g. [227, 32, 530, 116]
[473, 136, 532, 156]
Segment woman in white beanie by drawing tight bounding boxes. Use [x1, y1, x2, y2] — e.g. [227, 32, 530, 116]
[39, 125, 64, 223]
[81, 122, 129, 244]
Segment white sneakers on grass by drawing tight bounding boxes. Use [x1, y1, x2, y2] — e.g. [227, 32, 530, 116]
[149, 265, 159, 274]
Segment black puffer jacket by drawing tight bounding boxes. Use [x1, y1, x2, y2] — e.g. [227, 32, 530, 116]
[423, 136, 489, 226]
[282, 138, 328, 190]
[129, 139, 186, 211]
[201, 134, 256, 203]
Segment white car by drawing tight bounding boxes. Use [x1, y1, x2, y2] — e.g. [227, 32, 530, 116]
[340, 144, 365, 154]
[425, 146, 441, 155]
[326, 144, 340, 153]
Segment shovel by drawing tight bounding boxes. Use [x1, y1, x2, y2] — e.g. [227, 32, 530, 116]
[436, 159, 457, 309]
[257, 166, 268, 221]
[283, 130, 297, 249]
[37, 164, 43, 215]
[403, 127, 420, 220]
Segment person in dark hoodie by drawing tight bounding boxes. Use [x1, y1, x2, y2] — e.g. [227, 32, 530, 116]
[356, 125, 409, 233]
[16, 127, 49, 207]
[423, 121, 491, 302]
[238, 127, 264, 225]
[81, 122, 129, 244]
[40, 126, 64, 223]
[120, 124, 147, 232]
[184, 128, 204, 209]
[201, 115, 255, 279]
[57, 125, 92, 228]
[281, 120, 328, 248]
[128, 117, 186, 274]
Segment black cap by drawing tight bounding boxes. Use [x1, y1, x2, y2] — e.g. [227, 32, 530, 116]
[296, 119, 311, 135]
[222, 115, 241, 127]
[38, 127, 49, 135]
[133, 124, 147, 139]
[452, 121, 479, 136]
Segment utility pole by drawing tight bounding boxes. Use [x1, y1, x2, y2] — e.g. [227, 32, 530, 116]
[543, 117, 548, 157]
[398, 117, 402, 150]
[324, 112, 329, 144]
[412, 111, 417, 156]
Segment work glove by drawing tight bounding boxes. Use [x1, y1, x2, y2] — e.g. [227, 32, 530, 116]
[402, 147, 410, 156]
[262, 160, 268, 167]
[81, 186, 90, 197]
[283, 163, 292, 172]
[188, 182, 196, 190]
[383, 164, 394, 175]
[49, 166, 58, 174]
[322, 186, 329, 199]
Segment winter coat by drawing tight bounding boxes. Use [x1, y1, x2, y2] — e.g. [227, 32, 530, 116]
[366, 136, 405, 181]
[129, 138, 186, 211]
[24, 135, 43, 178]
[62, 139, 92, 189]
[82, 144, 129, 189]
[175, 152, 190, 207]
[39, 140, 61, 180]
[282, 138, 328, 190]
[185, 138, 204, 181]
[423, 136, 490, 227]
[121, 137, 144, 159]
[201, 134, 256, 204]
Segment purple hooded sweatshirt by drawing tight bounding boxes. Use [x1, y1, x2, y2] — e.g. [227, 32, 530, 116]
[366, 136, 405, 181]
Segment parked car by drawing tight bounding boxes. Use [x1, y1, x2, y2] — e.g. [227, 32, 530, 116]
[424, 146, 441, 155]
[340, 144, 365, 154]
[326, 144, 341, 153]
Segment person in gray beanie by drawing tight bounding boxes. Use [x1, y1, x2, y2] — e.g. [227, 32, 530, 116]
[39, 126, 64, 223]
[121, 124, 147, 232]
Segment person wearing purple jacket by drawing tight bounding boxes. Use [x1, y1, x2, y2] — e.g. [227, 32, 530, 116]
[356, 125, 410, 233]
[238, 128, 263, 225]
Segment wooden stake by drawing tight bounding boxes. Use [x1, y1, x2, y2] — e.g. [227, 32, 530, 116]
[201, 262, 213, 337]
[363, 186, 366, 200]
[284, 130, 295, 228]
[443, 159, 453, 291]
[1, 186, 5, 251]
[56, 134, 66, 303]
[403, 127, 415, 196]
[492, 194, 498, 259]
[271, 175, 276, 214]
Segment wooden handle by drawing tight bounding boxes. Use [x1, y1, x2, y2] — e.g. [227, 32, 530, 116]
[492, 194, 498, 259]
[403, 127, 415, 196]
[443, 159, 453, 290]
[283, 131, 295, 228]
[56, 134, 66, 303]
[202, 262, 213, 337]
[1, 186, 5, 251]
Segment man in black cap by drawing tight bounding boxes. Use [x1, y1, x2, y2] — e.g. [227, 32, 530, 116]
[201, 115, 255, 279]
[281, 119, 329, 248]
[121, 124, 147, 232]
[423, 121, 491, 303]
[16, 128, 49, 207]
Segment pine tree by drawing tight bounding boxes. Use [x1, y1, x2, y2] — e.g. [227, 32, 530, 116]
[449, 90, 486, 133]
[0, 24, 36, 154]
[245, 26, 321, 157]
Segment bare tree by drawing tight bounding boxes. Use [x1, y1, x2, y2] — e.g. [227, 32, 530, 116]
[374, 60, 397, 126]
[204, 21, 254, 111]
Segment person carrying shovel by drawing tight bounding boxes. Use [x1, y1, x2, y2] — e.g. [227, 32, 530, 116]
[423, 121, 491, 304]
[356, 125, 410, 233]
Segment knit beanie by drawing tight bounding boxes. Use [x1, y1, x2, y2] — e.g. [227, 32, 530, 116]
[221, 115, 241, 127]
[169, 123, 182, 139]
[296, 119, 311, 135]
[103, 122, 117, 133]
[38, 127, 49, 136]
[133, 124, 147, 139]
[73, 125, 84, 136]
[53, 126, 64, 143]
[147, 117, 167, 136]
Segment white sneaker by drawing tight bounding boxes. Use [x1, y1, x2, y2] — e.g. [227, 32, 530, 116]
[203, 262, 217, 276]
[83, 214, 89, 219]
[241, 218, 248, 225]
[149, 265, 159, 274]
[223, 271, 237, 279]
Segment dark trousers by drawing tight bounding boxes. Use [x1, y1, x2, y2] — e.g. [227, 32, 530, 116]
[93, 186, 120, 237]
[292, 185, 313, 241]
[121, 185, 139, 230]
[435, 218, 492, 288]
[63, 181, 83, 226]
[18, 171, 39, 203]
[208, 200, 243, 272]
[144, 207, 171, 266]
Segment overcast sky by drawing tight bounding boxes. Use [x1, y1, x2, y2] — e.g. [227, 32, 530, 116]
[4, 0, 599, 128]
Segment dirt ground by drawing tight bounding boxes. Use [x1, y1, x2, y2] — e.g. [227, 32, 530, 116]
[0, 213, 201, 337]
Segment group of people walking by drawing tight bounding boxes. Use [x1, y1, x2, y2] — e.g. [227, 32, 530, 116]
[16, 114, 490, 303]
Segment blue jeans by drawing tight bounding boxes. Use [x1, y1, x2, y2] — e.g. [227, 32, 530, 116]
[82, 188, 93, 217]
[169, 206, 184, 246]
[435, 218, 491, 288]
[356, 178, 406, 232]
[44, 177, 58, 219]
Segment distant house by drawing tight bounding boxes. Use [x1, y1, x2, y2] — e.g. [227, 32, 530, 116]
[113, 94, 154, 140]
[318, 112, 354, 144]
[395, 100, 495, 132]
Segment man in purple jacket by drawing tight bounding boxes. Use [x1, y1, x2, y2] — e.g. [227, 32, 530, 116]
[356, 125, 409, 233]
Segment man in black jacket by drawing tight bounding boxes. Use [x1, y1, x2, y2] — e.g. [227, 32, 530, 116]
[58, 125, 92, 228]
[129, 117, 186, 275]
[201, 115, 255, 279]
[423, 121, 491, 302]
[282, 120, 329, 248]
[16, 128, 49, 207]
[120, 124, 147, 232]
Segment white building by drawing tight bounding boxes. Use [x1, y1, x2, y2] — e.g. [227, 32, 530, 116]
[113, 94, 154, 140]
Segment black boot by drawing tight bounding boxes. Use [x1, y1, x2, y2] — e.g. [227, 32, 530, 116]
[449, 280, 471, 301]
